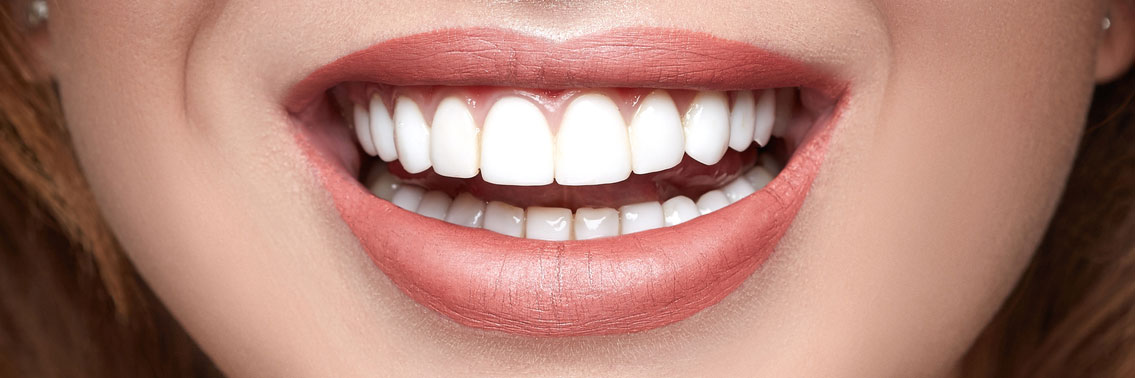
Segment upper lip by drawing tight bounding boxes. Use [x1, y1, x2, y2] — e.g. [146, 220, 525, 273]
[289, 27, 847, 336]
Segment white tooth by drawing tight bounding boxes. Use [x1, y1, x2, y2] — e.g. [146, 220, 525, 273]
[696, 190, 730, 215]
[683, 91, 731, 165]
[525, 207, 573, 241]
[416, 191, 452, 220]
[744, 166, 775, 189]
[573, 207, 620, 240]
[721, 178, 756, 203]
[753, 89, 776, 147]
[483, 201, 526, 237]
[444, 192, 486, 228]
[662, 196, 700, 226]
[771, 88, 796, 138]
[760, 153, 782, 175]
[430, 97, 480, 178]
[369, 95, 399, 162]
[365, 167, 401, 200]
[353, 104, 377, 156]
[480, 97, 555, 186]
[556, 94, 632, 185]
[728, 91, 756, 151]
[393, 97, 432, 174]
[390, 185, 426, 212]
[619, 201, 664, 235]
[628, 90, 685, 174]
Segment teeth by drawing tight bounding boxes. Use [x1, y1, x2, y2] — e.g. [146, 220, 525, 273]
[759, 153, 782, 175]
[744, 165, 775, 189]
[526, 207, 573, 241]
[393, 97, 432, 174]
[480, 97, 555, 186]
[416, 190, 452, 220]
[771, 88, 796, 138]
[390, 185, 426, 211]
[445, 192, 486, 228]
[662, 196, 700, 226]
[696, 190, 730, 215]
[354, 104, 378, 156]
[619, 201, 664, 235]
[555, 94, 632, 185]
[573, 207, 620, 240]
[483, 201, 526, 238]
[628, 90, 685, 174]
[365, 168, 401, 200]
[721, 178, 756, 203]
[682, 91, 731, 165]
[430, 97, 480, 178]
[753, 89, 776, 147]
[369, 95, 399, 162]
[728, 91, 757, 151]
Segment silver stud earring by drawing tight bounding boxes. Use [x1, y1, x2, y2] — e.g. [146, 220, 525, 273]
[26, 0, 48, 28]
[1103, 15, 1112, 31]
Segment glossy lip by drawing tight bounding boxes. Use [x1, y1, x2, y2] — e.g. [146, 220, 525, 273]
[289, 27, 847, 336]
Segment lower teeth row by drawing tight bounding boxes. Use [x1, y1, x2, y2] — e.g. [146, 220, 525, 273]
[365, 161, 781, 241]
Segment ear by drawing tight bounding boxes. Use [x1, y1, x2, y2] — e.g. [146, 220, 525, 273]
[1097, 0, 1135, 83]
[9, 0, 54, 82]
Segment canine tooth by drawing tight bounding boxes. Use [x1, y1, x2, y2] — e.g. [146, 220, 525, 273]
[721, 178, 756, 203]
[526, 207, 573, 241]
[628, 90, 685, 174]
[683, 91, 731, 165]
[662, 196, 700, 226]
[556, 94, 632, 185]
[696, 190, 730, 215]
[771, 88, 796, 138]
[430, 97, 480, 178]
[753, 89, 776, 146]
[728, 91, 757, 151]
[480, 97, 555, 186]
[744, 166, 775, 189]
[370, 95, 399, 162]
[354, 104, 377, 156]
[416, 191, 452, 220]
[573, 207, 619, 240]
[484, 201, 526, 237]
[365, 168, 400, 200]
[390, 185, 426, 212]
[619, 201, 664, 235]
[445, 193, 487, 228]
[394, 97, 432, 174]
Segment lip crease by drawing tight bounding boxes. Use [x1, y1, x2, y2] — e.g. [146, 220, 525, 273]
[289, 27, 846, 336]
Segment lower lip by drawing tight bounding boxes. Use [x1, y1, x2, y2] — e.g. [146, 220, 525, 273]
[291, 28, 843, 336]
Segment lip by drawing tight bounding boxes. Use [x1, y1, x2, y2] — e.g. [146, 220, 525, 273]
[289, 27, 846, 336]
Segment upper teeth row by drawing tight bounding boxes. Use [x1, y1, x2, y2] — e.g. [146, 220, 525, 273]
[352, 88, 792, 186]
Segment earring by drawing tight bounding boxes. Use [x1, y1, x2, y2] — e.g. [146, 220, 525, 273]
[26, 0, 48, 28]
[1103, 15, 1112, 31]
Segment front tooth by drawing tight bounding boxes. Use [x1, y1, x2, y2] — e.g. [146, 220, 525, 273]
[390, 185, 426, 211]
[365, 167, 400, 200]
[480, 97, 555, 186]
[430, 97, 480, 178]
[416, 191, 452, 220]
[721, 178, 756, 203]
[696, 190, 730, 215]
[370, 95, 399, 162]
[683, 91, 731, 165]
[753, 89, 776, 147]
[573, 207, 620, 240]
[354, 104, 377, 156]
[628, 90, 685, 174]
[662, 196, 700, 226]
[393, 97, 432, 174]
[445, 192, 486, 228]
[744, 166, 775, 189]
[771, 88, 796, 138]
[483, 201, 526, 237]
[728, 91, 757, 151]
[525, 207, 573, 241]
[556, 94, 632, 185]
[619, 201, 664, 235]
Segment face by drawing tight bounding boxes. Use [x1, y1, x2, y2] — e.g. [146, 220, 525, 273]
[44, 0, 1122, 376]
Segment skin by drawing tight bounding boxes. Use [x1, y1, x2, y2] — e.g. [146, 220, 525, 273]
[34, 0, 1135, 376]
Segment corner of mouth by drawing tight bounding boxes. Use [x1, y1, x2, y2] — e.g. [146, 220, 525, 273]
[286, 27, 849, 337]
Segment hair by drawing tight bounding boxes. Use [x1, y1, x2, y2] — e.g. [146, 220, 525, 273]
[0, 5, 1131, 378]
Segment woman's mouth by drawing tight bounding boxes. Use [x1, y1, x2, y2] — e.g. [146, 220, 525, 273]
[287, 27, 846, 336]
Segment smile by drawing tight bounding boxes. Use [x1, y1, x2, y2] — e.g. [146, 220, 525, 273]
[287, 27, 846, 336]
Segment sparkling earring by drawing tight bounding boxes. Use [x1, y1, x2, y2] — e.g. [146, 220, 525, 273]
[26, 0, 48, 28]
